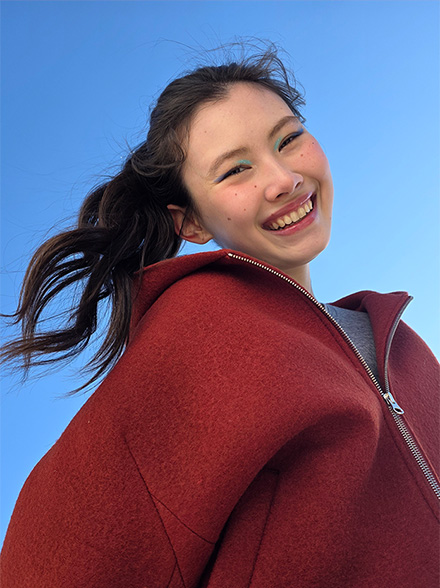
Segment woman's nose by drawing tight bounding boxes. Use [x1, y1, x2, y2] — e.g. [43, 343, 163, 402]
[263, 160, 303, 201]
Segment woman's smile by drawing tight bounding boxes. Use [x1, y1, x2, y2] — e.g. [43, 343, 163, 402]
[262, 191, 316, 231]
[170, 82, 334, 291]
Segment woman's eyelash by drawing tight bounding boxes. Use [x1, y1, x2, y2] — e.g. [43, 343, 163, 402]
[218, 165, 250, 182]
[227, 165, 248, 177]
[279, 129, 304, 150]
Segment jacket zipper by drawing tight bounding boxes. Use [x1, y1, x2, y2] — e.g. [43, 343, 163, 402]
[227, 252, 440, 500]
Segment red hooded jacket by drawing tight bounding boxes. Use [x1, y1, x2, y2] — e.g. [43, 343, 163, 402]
[1, 249, 439, 587]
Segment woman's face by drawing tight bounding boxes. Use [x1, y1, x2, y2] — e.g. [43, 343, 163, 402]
[173, 83, 333, 283]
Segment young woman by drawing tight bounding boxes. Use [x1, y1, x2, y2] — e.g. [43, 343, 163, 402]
[1, 48, 439, 588]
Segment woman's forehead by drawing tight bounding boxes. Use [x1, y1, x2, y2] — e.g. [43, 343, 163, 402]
[193, 82, 292, 123]
[187, 85, 297, 149]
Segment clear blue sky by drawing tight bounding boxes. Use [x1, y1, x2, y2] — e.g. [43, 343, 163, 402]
[1, 1, 439, 543]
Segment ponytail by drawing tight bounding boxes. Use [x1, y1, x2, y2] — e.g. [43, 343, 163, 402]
[1, 157, 181, 391]
[2, 43, 304, 391]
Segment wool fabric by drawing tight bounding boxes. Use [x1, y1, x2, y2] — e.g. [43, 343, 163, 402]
[2, 249, 439, 588]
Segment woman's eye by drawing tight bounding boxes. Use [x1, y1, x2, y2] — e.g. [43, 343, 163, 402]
[219, 165, 249, 182]
[279, 129, 304, 151]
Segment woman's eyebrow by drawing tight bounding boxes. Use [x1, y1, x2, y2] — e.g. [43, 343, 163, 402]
[268, 115, 298, 141]
[208, 115, 298, 179]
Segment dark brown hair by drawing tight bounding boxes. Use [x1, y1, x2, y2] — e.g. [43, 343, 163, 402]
[2, 43, 305, 392]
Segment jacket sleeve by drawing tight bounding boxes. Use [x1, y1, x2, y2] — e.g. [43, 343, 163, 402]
[0, 412, 185, 588]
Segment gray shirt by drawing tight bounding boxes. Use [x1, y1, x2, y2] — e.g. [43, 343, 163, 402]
[322, 303, 379, 382]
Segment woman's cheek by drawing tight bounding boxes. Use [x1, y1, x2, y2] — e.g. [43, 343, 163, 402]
[303, 139, 331, 177]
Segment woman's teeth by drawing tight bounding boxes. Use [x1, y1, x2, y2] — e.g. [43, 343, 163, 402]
[269, 198, 314, 230]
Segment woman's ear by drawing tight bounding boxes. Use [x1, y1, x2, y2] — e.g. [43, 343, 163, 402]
[167, 205, 213, 245]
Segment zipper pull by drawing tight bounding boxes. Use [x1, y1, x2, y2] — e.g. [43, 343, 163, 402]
[383, 391, 405, 415]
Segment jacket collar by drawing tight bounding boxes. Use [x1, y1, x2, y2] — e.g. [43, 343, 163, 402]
[331, 290, 412, 387]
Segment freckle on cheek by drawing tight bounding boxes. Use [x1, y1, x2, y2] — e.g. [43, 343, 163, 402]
[254, 185, 257, 188]
[227, 217, 231, 221]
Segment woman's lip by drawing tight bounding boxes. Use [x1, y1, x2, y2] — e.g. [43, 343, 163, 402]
[262, 191, 315, 228]
[262, 195, 317, 234]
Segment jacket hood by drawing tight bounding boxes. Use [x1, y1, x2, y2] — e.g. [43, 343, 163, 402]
[132, 249, 410, 320]
[130, 249, 231, 330]
[130, 249, 412, 382]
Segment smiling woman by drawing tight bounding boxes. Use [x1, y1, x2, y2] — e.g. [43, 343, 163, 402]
[169, 83, 333, 292]
[1, 44, 439, 588]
